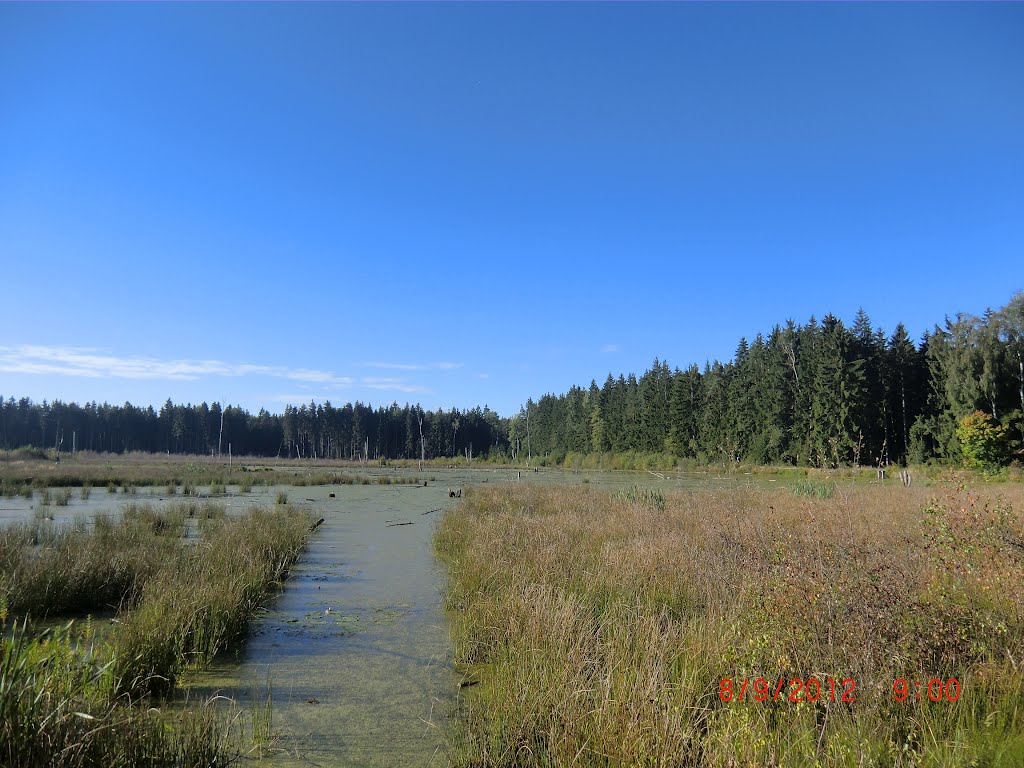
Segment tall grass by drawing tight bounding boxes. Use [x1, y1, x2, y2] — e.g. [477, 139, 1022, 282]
[436, 483, 1024, 767]
[0, 500, 315, 763]
[792, 477, 836, 498]
[614, 484, 666, 510]
[112, 505, 313, 696]
[0, 506, 185, 617]
[0, 620, 236, 767]
[250, 676, 274, 757]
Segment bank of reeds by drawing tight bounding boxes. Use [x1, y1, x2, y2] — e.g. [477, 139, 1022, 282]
[0, 620, 235, 767]
[113, 505, 312, 696]
[0, 506, 185, 617]
[436, 483, 1024, 767]
[1, 500, 315, 764]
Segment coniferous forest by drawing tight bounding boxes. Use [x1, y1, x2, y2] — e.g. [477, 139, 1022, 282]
[3, 293, 1022, 468]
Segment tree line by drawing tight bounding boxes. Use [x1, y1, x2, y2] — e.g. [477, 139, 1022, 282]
[512, 293, 1024, 468]
[0, 397, 509, 462]
[3, 293, 1022, 468]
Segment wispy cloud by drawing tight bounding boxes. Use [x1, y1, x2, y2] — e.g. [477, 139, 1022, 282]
[285, 369, 353, 385]
[361, 377, 430, 394]
[364, 361, 463, 371]
[600, 343, 620, 354]
[266, 394, 338, 404]
[0, 345, 353, 388]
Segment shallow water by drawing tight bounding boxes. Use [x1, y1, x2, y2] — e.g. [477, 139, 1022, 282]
[183, 480, 457, 766]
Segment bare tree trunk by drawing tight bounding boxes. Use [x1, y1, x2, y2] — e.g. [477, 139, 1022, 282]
[417, 414, 425, 469]
[1018, 355, 1024, 442]
[900, 377, 908, 460]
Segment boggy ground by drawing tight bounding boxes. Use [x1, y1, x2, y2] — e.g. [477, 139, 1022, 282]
[436, 481, 1024, 767]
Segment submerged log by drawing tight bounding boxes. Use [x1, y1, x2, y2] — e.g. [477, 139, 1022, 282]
[309, 517, 325, 532]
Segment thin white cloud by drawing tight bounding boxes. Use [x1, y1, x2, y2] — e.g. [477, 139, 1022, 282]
[364, 361, 463, 371]
[476, 372, 490, 379]
[285, 369, 354, 385]
[0, 345, 352, 388]
[361, 377, 430, 394]
[600, 343, 620, 354]
[266, 394, 341, 404]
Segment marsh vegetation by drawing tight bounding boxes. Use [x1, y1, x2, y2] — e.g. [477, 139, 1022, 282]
[437, 482, 1024, 766]
[0, 451, 426, 492]
[0, 499, 315, 766]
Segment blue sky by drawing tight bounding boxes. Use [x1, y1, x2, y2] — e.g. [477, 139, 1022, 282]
[1, 2, 1022, 416]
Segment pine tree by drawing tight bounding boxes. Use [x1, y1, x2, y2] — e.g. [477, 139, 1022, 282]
[809, 315, 855, 467]
[699, 362, 730, 462]
[727, 339, 756, 461]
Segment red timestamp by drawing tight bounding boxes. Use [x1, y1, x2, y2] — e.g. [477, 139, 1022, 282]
[719, 677, 856, 703]
[893, 678, 960, 702]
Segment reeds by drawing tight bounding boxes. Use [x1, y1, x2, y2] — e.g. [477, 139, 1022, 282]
[613, 483, 665, 510]
[792, 477, 836, 498]
[112, 505, 313, 695]
[436, 483, 1024, 767]
[0, 620, 237, 767]
[1, 508, 182, 617]
[0, 500, 315, 763]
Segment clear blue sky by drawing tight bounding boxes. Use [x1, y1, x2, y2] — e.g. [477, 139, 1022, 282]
[1, 2, 1022, 416]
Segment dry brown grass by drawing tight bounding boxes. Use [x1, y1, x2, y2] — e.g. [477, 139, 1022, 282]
[436, 481, 1024, 767]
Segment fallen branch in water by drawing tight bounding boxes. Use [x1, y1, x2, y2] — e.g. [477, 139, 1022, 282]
[386, 520, 414, 527]
[309, 517, 325, 532]
[421, 507, 442, 516]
